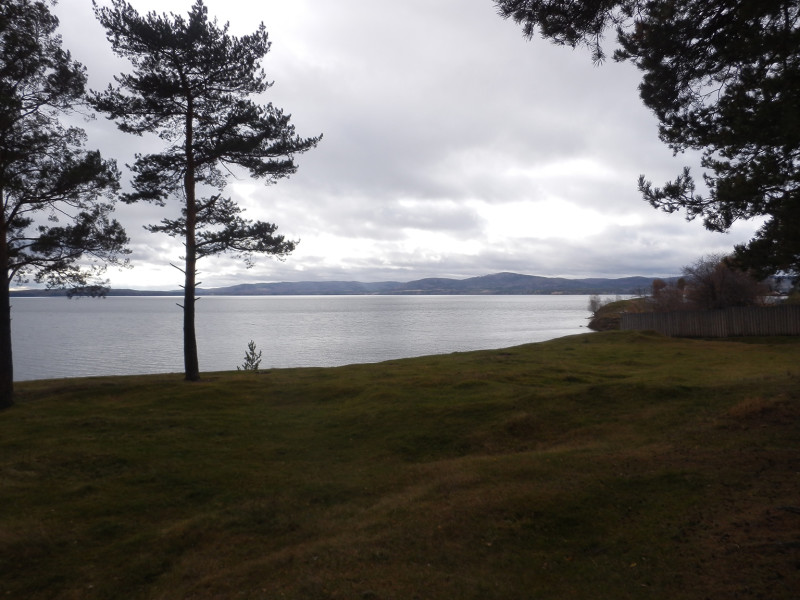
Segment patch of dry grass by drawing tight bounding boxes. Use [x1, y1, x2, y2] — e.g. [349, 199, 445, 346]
[1, 331, 798, 599]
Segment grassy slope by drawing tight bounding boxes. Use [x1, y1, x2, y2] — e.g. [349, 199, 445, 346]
[588, 297, 650, 331]
[1, 331, 798, 599]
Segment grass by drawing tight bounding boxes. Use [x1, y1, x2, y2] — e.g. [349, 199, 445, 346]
[1, 330, 798, 599]
[588, 297, 650, 330]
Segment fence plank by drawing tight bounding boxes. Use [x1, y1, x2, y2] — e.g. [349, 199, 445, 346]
[620, 305, 800, 337]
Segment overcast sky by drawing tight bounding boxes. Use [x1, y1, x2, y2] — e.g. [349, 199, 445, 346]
[50, 0, 759, 290]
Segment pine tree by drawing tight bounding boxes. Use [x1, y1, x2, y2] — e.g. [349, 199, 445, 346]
[0, 0, 128, 409]
[92, 0, 321, 381]
[495, 0, 800, 280]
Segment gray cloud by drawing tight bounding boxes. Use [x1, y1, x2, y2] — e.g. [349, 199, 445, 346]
[49, 0, 758, 290]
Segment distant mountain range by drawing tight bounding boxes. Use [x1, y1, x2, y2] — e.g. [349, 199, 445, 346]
[11, 272, 676, 297]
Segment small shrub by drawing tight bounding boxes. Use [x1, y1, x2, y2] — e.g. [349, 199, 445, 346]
[237, 340, 262, 372]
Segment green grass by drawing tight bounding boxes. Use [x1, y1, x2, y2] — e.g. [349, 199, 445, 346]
[1, 331, 798, 599]
[588, 297, 650, 330]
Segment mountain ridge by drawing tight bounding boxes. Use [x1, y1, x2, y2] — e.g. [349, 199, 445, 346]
[10, 272, 675, 296]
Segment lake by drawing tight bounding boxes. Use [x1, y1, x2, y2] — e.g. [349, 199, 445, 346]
[10, 295, 604, 381]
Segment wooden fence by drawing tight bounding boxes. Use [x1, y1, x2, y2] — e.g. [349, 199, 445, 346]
[620, 305, 800, 337]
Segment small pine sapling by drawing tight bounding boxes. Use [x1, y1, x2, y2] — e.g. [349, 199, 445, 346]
[238, 340, 263, 372]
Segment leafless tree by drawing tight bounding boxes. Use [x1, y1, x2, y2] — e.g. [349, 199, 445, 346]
[682, 255, 769, 310]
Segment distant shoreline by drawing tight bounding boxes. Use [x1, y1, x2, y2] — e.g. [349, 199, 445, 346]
[10, 271, 674, 297]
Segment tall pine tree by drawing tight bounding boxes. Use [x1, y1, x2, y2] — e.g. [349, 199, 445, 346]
[495, 0, 800, 281]
[92, 0, 320, 381]
[0, 0, 128, 409]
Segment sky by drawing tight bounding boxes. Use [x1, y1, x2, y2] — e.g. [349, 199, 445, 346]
[47, 0, 761, 290]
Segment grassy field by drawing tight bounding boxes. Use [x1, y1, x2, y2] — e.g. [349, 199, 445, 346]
[1, 330, 798, 599]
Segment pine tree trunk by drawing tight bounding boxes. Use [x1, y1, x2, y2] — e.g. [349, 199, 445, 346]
[182, 94, 200, 381]
[0, 289, 11, 409]
[0, 212, 14, 408]
[183, 245, 199, 381]
[182, 192, 199, 380]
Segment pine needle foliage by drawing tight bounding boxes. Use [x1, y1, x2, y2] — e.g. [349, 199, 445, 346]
[0, 0, 128, 407]
[496, 0, 800, 280]
[92, 0, 321, 380]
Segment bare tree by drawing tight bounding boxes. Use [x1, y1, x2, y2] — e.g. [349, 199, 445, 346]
[682, 255, 769, 310]
[649, 278, 686, 311]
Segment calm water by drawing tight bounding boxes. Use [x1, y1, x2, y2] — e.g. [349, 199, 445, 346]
[10, 295, 602, 381]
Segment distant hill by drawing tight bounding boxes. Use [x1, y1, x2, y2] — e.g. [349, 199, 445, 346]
[200, 272, 674, 295]
[11, 272, 674, 297]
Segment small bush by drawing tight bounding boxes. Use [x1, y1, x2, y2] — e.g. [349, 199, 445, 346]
[237, 340, 262, 372]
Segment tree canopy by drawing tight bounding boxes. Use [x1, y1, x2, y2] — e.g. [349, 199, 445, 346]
[92, 0, 321, 381]
[495, 0, 800, 281]
[0, 0, 128, 408]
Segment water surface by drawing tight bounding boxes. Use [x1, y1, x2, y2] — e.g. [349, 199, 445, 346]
[11, 295, 600, 381]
